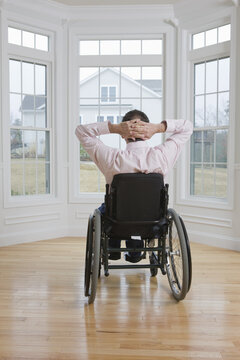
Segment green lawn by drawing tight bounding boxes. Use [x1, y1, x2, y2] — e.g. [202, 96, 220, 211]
[11, 159, 227, 198]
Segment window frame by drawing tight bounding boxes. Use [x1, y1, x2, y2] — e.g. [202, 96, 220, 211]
[69, 27, 175, 203]
[2, 19, 58, 208]
[176, 16, 235, 210]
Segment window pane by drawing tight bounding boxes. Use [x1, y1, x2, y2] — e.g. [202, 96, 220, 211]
[205, 94, 217, 126]
[203, 165, 215, 196]
[191, 131, 202, 162]
[216, 130, 227, 163]
[109, 87, 116, 102]
[80, 162, 105, 192]
[142, 39, 162, 54]
[22, 31, 34, 48]
[24, 161, 36, 195]
[38, 161, 50, 194]
[9, 60, 21, 93]
[100, 40, 120, 55]
[190, 164, 202, 195]
[195, 63, 205, 95]
[97, 116, 104, 122]
[203, 130, 214, 162]
[100, 67, 119, 102]
[37, 131, 48, 159]
[11, 129, 23, 159]
[206, 60, 217, 93]
[11, 161, 23, 196]
[218, 24, 231, 43]
[142, 98, 162, 147]
[142, 67, 162, 97]
[193, 32, 204, 49]
[79, 67, 99, 98]
[79, 41, 99, 55]
[35, 65, 46, 95]
[206, 28, 217, 46]
[218, 58, 230, 92]
[101, 86, 108, 102]
[121, 40, 141, 55]
[194, 95, 204, 127]
[121, 67, 141, 98]
[8, 27, 21, 45]
[35, 96, 46, 128]
[106, 116, 114, 123]
[22, 62, 34, 94]
[216, 165, 227, 198]
[10, 94, 22, 126]
[218, 92, 229, 126]
[22, 95, 34, 127]
[24, 130, 36, 158]
[35, 34, 48, 51]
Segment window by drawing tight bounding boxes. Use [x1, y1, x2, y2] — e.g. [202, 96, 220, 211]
[10, 59, 50, 196]
[190, 57, 229, 198]
[100, 86, 116, 102]
[79, 39, 162, 56]
[8, 27, 49, 51]
[192, 24, 231, 50]
[78, 38, 163, 193]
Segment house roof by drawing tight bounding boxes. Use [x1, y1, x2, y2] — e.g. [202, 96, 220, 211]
[20, 95, 45, 111]
[80, 67, 162, 98]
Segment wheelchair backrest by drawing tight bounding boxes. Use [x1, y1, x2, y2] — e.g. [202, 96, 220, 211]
[105, 173, 166, 222]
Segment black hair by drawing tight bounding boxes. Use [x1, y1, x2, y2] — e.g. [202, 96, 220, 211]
[122, 109, 149, 123]
[122, 109, 149, 142]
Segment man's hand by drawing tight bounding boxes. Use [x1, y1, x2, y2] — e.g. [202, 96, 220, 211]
[129, 120, 167, 140]
[108, 119, 166, 140]
[108, 119, 141, 140]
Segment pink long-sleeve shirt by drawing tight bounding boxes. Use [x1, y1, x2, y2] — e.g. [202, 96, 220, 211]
[75, 119, 193, 185]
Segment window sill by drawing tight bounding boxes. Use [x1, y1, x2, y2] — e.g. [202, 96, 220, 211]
[70, 192, 105, 204]
[176, 195, 232, 211]
[4, 195, 63, 209]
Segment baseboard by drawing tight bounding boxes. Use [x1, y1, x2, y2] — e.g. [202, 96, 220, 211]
[188, 230, 240, 251]
[0, 226, 68, 247]
[1, 225, 239, 251]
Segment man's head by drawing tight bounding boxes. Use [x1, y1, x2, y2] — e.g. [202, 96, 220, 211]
[122, 109, 149, 142]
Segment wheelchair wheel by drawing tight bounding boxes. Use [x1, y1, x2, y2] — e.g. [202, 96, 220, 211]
[179, 216, 192, 292]
[165, 209, 189, 301]
[84, 209, 101, 304]
[84, 214, 93, 297]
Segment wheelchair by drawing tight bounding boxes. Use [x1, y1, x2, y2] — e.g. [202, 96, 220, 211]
[84, 173, 192, 304]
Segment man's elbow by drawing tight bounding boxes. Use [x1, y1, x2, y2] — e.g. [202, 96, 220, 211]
[75, 125, 82, 140]
[185, 119, 193, 135]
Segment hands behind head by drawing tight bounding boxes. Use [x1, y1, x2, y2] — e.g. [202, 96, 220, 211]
[119, 119, 165, 141]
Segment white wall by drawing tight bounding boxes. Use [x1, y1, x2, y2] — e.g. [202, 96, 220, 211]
[0, 0, 239, 251]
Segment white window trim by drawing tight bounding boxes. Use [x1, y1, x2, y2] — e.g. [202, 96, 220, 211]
[1, 16, 62, 208]
[176, 13, 236, 211]
[69, 25, 175, 203]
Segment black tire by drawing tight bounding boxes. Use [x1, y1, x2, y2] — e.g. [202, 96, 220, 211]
[84, 215, 93, 297]
[166, 209, 189, 301]
[88, 209, 101, 304]
[179, 216, 192, 292]
[149, 253, 158, 277]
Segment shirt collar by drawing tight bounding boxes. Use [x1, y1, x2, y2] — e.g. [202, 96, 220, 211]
[126, 141, 149, 150]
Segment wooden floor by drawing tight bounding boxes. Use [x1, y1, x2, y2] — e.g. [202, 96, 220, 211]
[0, 238, 239, 360]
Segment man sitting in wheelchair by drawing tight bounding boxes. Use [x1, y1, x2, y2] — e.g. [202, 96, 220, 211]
[75, 109, 192, 263]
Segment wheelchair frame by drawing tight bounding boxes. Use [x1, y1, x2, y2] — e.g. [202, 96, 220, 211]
[84, 176, 192, 304]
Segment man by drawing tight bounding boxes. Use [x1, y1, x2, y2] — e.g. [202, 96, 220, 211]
[75, 109, 193, 262]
